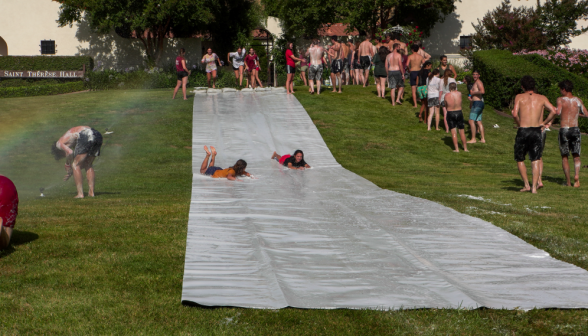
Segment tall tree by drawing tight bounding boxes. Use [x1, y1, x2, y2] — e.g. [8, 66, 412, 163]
[341, 0, 456, 38]
[262, 0, 339, 40]
[535, 0, 588, 47]
[57, 0, 262, 66]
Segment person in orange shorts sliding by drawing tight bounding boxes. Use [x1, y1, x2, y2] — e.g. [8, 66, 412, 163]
[199, 146, 252, 181]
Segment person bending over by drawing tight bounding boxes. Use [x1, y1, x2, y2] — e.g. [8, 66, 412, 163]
[512, 76, 557, 193]
[52, 126, 103, 198]
[0, 175, 18, 250]
[271, 150, 311, 170]
[556, 79, 588, 187]
[200, 146, 251, 181]
[444, 83, 468, 153]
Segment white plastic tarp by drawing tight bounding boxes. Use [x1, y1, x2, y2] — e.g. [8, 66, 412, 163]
[182, 90, 588, 309]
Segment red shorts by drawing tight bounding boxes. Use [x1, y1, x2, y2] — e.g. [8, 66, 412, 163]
[0, 175, 19, 229]
[279, 154, 291, 165]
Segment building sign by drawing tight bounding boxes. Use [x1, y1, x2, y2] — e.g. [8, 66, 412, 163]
[0, 70, 84, 78]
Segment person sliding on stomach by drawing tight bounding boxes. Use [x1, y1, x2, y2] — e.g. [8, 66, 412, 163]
[52, 126, 103, 198]
[200, 146, 252, 181]
[271, 150, 311, 170]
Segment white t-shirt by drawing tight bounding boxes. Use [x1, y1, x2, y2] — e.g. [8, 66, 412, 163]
[426, 76, 442, 98]
[441, 78, 457, 101]
[229, 50, 246, 67]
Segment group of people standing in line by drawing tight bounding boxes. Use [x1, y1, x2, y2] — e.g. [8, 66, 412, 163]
[283, 34, 487, 151]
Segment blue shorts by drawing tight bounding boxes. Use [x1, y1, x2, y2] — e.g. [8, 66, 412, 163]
[470, 101, 484, 121]
[205, 166, 222, 176]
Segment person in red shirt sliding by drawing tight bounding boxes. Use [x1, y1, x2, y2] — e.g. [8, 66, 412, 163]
[285, 42, 305, 94]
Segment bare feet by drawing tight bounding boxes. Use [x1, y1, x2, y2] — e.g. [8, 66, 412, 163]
[453, 150, 459, 153]
[271, 151, 277, 160]
[74, 194, 84, 199]
[480, 140, 486, 143]
[537, 183, 544, 189]
[467, 140, 477, 144]
[88, 192, 95, 197]
[204, 146, 211, 155]
[531, 188, 538, 194]
[574, 176, 580, 188]
[210, 146, 217, 155]
[520, 187, 531, 192]
[464, 149, 470, 152]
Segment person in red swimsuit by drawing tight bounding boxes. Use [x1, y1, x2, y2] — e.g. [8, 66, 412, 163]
[0, 175, 19, 250]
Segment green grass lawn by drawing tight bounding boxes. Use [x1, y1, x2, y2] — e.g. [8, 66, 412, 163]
[1, 87, 587, 335]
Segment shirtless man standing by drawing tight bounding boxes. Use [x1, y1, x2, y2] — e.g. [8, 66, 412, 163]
[556, 80, 587, 187]
[307, 39, 325, 95]
[512, 76, 557, 193]
[406, 44, 424, 107]
[385, 43, 405, 106]
[388, 33, 408, 56]
[416, 42, 431, 62]
[341, 40, 351, 85]
[0, 175, 18, 250]
[347, 41, 355, 84]
[468, 70, 486, 143]
[358, 33, 374, 87]
[444, 83, 468, 152]
[51, 126, 103, 198]
[329, 36, 343, 93]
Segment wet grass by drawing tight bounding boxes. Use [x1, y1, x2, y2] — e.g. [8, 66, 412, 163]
[0, 88, 587, 335]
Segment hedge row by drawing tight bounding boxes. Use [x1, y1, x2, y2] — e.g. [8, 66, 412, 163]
[86, 68, 239, 90]
[473, 49, 588, 132]
[0, 81, 86, 98]
[0, 56, 93, 71]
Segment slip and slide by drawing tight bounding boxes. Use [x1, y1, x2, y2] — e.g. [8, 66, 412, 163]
[182, 88, 588, 310]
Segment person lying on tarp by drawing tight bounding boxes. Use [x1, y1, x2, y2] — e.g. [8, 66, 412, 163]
[271, 150, 311, 170]
[0, 175, 19, 250]
[199, 146, 252, 181]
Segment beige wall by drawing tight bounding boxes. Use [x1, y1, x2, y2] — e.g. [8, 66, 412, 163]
[265, 17, 283, 38]
[0, 0, 201, 69]
[425, 0, 588, 58]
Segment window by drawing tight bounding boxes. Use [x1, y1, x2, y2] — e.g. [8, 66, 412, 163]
[459, 36, 472, 50]
[40, 40, 55, 55]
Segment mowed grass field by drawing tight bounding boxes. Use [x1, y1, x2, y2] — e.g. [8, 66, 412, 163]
[0, 87, 587, 335]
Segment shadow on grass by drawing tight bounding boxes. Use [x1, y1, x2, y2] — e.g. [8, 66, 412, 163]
[501, 178, 525, 191]
[442, 136, 455, 150]
[543, 175, 567, 186]
[0, 230, 39, 258]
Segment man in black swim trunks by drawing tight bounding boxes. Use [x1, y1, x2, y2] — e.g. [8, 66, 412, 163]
[51, 126, 103, 198]
[358, 33, 374, 87]
[512, 76, 557, 193]
[444, 83, 468, 152]
[328, 36, 343, 93]
[556, 80, 588, 187]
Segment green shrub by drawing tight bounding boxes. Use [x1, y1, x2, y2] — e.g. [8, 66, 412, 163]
[86, 67, 238, 90]
[0, 81, 86, 98]
[0, 56, 93, 71]
[473, 49, 588, 132]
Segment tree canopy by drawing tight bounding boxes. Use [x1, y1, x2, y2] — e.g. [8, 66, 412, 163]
[473, 0, 588, 52]
[57, 0, 262, 66]
[262, 0, 457, 40]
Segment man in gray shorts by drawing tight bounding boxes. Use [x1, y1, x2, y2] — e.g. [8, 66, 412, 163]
[51, 126, 103, 198]
[385, 43, 405, 105]
[556, 80, 587, 187]
[307, 39, 325, 95]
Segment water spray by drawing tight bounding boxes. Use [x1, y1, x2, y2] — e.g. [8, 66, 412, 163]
[39, 187, 45, 197]
[105, 127, 114, 135]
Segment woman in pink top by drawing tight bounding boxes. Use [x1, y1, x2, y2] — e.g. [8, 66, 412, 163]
[172, 48, 191, 100]
[285, 42, 304, 94]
